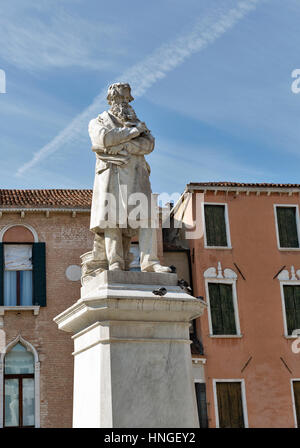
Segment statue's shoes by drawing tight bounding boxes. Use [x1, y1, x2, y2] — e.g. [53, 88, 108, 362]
[143, 263, 172, 273]
[109, 262, 123, 271]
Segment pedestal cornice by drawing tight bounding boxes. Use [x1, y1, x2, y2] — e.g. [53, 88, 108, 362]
[54, 271, 206, 334]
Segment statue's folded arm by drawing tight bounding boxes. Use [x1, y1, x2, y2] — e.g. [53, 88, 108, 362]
[125, 134, 155, 155]
[89, 118, 140, 149]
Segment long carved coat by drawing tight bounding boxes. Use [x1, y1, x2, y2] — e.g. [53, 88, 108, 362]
[88, 111, 155, 232]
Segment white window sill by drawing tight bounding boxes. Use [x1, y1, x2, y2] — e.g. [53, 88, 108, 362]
[284, 335, 300, 339]
[0, 306, 40, 316]
[192, 357, 207, 365]
[278, 247, 300, 251]
[204, 246, 232, 250]
[209, 334, 243, 338]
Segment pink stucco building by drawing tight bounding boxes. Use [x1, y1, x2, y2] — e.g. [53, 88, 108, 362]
[168, 182, 300, 428]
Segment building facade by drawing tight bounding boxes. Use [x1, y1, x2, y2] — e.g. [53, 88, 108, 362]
[0, 190, 94, 428]
[4, 183, 299, 428]
[169, 182, 300, 428]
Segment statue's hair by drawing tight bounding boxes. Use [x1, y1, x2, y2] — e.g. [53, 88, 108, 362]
[107, 82, 134, 105]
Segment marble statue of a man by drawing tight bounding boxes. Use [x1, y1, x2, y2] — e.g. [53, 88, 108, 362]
[86, 82, 171, 275]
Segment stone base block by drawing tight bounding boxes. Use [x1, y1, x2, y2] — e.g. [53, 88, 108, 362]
[54, 271, 206, 428]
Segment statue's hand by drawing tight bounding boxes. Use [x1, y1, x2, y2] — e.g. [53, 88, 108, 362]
[136, 121, 149, 134]
[107, 145, 122, 155]
[124, 121, 137, 128]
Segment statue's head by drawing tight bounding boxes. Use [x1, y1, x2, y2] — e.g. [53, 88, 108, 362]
[107, 82, 134, 105]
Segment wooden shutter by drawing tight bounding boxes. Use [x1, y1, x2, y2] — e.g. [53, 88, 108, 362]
[204, 205, 227, 246]
[195, 383, 209, 428]
[295, 287, 300, 333]
[220, 284, 236, 334]
[293, 382, 300, 428]
[277, 207, 299, 248]
[209, 283, 223, 335]
[32, 243, 46, 307]
[208, 283, 236, 335]
[283, 285, 300, 335]
[0, 243, 3, 306]
[216, 382, 245, 428]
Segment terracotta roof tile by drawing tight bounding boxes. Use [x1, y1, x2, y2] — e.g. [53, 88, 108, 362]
[1, 183, 300, 209]
[187, 182, 300, 188]
[0, 189, 92, 208]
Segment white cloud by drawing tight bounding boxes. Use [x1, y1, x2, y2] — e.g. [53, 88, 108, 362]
[0, 8, 126, 71]
[16, 0, 261, 176]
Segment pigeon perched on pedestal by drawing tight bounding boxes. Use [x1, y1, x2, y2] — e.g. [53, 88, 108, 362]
[152, 287, 167, 297]
[178, 279, 192, 295]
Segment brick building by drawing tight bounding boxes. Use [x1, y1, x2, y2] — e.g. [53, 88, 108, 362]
[168, 182, 300, 428]
[0, 190, 93, 428]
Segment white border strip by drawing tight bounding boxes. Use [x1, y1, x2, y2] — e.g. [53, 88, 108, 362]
[0, 223, 39, 243]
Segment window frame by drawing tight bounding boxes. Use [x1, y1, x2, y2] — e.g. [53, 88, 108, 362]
[0, 240, 46, 310]
[0, 336, 40, 428]
[205, 278, 241, 337]
[3, 242, 33, 307]
[4, 373, 35, 428]
[291, 379, 300, 428]
[280, 281, 300, 338]
[202, 202, 232, 249]
[274, 204, 300, 251]
[213, 379, 248, 428]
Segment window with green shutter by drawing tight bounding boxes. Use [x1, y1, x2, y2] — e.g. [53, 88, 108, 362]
[204, 204, 228, 247]
[208, 283, 237, 335]
[283, 285, 300, 335]
[216, 382, 245, 428]
[0, 242, 46, 308]
[276, 206, 299, 248]
[32, 243, 46, 307]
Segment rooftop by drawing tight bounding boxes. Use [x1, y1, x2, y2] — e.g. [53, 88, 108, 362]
[0, 189, 92, 209]
[187, 182, 300, 189]
[1, 183, 300, 210]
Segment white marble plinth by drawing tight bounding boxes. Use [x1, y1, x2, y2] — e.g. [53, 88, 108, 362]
[54, 271, 206, 428]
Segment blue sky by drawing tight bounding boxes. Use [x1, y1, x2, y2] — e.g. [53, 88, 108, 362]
[1, 0, 300, 197]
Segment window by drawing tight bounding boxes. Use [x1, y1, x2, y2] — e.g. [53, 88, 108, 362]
[190, 320, 204, 355]
[0, 242, 46, 307]
[4, 245, 33, 306]
[204, 204, 230, 248]
[282, 285, 300, 336]
[275, 206, 300, 249]
[195, 382, 208, 428]
[129, 243, 141, 271]
[292, 381, 300, 428]
[4, 343, 35, 427]
[207, 283, 238, 335]
[214, 381, 247, 428]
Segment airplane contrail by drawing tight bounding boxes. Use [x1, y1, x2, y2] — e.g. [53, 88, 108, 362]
[16, 0, 261, 176]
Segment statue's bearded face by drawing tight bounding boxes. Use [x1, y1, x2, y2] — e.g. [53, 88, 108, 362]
[110, 102, 138, 124]
[109, 88, 138, 124]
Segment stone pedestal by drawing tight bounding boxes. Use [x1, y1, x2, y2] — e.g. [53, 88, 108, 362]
[54, 271, 206, 428]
